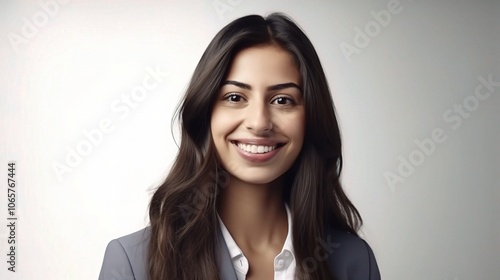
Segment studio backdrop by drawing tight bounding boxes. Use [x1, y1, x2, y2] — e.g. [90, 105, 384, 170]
[0, 0, 499, 279]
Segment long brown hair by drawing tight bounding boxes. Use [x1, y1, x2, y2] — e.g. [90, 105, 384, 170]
[148, 12, 362, 280]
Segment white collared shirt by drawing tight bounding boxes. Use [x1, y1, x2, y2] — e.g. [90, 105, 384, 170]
[217, 204, 296, 280]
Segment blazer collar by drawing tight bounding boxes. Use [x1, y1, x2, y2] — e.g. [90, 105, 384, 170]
[216, 225, 238, 280]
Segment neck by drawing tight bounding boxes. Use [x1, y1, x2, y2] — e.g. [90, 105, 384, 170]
[217, 176, 288, 250]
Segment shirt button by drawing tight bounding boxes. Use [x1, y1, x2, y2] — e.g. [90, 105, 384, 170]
[284, 252, 290, 257]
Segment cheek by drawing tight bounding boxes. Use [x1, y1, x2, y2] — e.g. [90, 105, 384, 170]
[281, 111, 306, 142]
[210, 108, 238, 140]
[293, 118, 306, 145]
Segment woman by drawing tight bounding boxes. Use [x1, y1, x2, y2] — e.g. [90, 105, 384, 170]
[99, 13, 380, 280]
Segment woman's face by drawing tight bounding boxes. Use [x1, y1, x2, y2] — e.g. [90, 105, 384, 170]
[211, 45, 305, 185]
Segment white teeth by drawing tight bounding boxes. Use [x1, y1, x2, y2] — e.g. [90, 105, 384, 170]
[237, 143, 277, 154]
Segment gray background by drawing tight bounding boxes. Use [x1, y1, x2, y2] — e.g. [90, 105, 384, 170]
[0, 0, 498, 279]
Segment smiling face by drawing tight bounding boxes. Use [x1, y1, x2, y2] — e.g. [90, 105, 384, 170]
[210, 45, 305, 185]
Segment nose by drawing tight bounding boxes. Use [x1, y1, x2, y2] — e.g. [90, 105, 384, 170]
[244, 100, 273, 135]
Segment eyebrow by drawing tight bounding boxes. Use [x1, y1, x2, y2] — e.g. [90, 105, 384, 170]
[221, 80, 302, 92]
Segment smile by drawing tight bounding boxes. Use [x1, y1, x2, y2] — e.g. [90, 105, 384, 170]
[237, 143, 276, 154]
[230, 141, 286, 161]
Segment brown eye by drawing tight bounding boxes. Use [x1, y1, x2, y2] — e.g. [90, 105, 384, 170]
[272, 96, 295, 105]
[224, 93, 244, 103]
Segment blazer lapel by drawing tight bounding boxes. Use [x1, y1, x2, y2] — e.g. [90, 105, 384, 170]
[216, 225, 238, 280]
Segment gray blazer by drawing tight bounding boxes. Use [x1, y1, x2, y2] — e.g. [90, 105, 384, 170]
[98, 226, 380, 280]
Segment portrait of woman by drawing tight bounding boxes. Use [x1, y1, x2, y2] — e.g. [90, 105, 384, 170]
[98, 12, 380, 280]
[2, 1, 497, 279]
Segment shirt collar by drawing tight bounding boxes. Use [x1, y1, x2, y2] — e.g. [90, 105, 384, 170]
[217, 204, 294, 260]
[282, 203, 294, 256]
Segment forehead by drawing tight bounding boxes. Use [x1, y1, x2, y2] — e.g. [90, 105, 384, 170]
[224, 45, 301, 86]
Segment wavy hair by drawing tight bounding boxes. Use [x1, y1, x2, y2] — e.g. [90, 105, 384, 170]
[148, 12, 362, 280]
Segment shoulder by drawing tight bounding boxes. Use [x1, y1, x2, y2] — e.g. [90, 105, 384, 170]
[98, 227, 150, 280]
[325, 228, 381, 280]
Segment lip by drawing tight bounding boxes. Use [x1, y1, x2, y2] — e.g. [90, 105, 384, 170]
[230, 139, 285, 163]
[230, 138, 285, 146]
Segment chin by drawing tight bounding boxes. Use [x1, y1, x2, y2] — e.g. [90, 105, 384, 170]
[231, 170, 285, 186]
